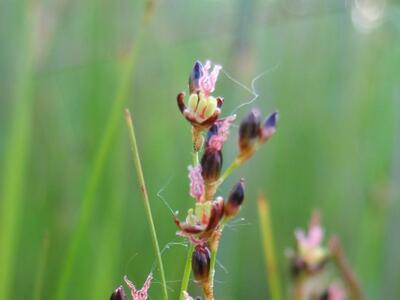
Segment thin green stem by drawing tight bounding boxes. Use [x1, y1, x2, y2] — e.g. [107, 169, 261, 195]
[208, 230, 221, 287]
[258, 195, 283, 300]
[192, 151, 199, 166]
[179, 243, 195, 300]
[217, 157, 242, 186]
[125, 109, 168, 300]
[178, 149, 199, 300]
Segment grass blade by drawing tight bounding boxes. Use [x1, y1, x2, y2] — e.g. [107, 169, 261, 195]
[125, 109, 168, 300]
[258, 194, 283, 300]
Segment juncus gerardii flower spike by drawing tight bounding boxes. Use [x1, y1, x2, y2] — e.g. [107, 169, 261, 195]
[172, 60, 279, 300]
[177, 60, 224, 151]
[238, 109, 278, 161]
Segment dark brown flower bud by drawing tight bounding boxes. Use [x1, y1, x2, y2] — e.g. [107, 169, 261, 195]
[224, 179, 245, 218]
[110, 286, 126, 300]
[259, 111, 278, 143]
[201, 148, 222, 183]
[189, 61, 204, 94]
[192, 245, 211, 282]
[239, 109, 261, 154]
[205, 197, 224, 233]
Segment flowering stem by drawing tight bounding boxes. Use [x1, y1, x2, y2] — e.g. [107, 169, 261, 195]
[208, 218, 229, 299]
[329, 236, 365, 300]
[179, 149, 199, 300]
[124, 109, 168, 300]
[208, 234, 220, 299]
[258, 195, 283, 300]
[192, 151, 199, 165]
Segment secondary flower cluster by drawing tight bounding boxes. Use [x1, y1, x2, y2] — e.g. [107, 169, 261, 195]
[288, 213, 347, 300]
[175, 60, 278, 299]
[110, 273, 153, 300]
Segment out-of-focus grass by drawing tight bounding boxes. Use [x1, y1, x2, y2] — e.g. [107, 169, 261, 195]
[0, 0, 399, 299]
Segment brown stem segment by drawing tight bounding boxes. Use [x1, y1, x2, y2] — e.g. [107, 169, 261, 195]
[329, 236, 366, 300]
[202, 281, 214, 300]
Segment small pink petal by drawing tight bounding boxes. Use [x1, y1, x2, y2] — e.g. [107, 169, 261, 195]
[307, 225, 324, 247]
[183, 291, 194, 300]
[124, 273, 153, 300]
[199, 61, 222, 96]
[188, 165, 205, 201]
[208, 115, 236, 151]
[328, 282, 347, 300]
[124, 275, 137, 293]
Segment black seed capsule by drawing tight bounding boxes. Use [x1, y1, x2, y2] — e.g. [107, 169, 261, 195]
[192, 245, 211, 282]
[110, 286, 126, 300]
[189, 61, 204, 94]
[201, 148, 222, 183]
[224, 179, 245, 218]
[239, 109, 261, 153]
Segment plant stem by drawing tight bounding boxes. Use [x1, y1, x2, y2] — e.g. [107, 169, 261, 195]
[258, 195, 283, 300]
[192, 151, 199, 165]
[329, 236, 365, 300]
[125, 109, 168, 300]
[218, 157, 242, 186]
[179, 243, 195, 300]
[208, 232, 221, 297]
[178, 149, 200, 300]
[205, 158, 245, 298]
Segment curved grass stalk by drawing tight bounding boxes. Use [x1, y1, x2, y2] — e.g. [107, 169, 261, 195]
[125, 110, 168, 300]
[258, 195, 283, 300]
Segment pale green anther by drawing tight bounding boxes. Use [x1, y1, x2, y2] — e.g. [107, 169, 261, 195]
[196, 93, 208, 115]
[186, 208, 197, 226]
[195, 201, 212, 222]
[204, 96, 217, 119]
[188, 93, 199, 112]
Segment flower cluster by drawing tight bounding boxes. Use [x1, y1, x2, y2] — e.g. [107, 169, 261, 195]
[111, 60, 279, 300]
[110, 273, 153, 300]
[175, 60, 278, 299]
[288, 213, 347, 300]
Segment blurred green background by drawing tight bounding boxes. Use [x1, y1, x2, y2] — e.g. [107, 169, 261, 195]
[0, 0, 399, 299]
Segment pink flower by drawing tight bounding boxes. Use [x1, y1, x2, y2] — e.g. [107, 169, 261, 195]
[327, 282, 347, 300]
[183, 291, 194, 300]
[199, 61, 222, 97]
[208, 115, 236, 151]
[188, 164, 205, 201]
[295, 223, 324, 249]
[294, 213, 327, 270]
[123, 273, 153, 300]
